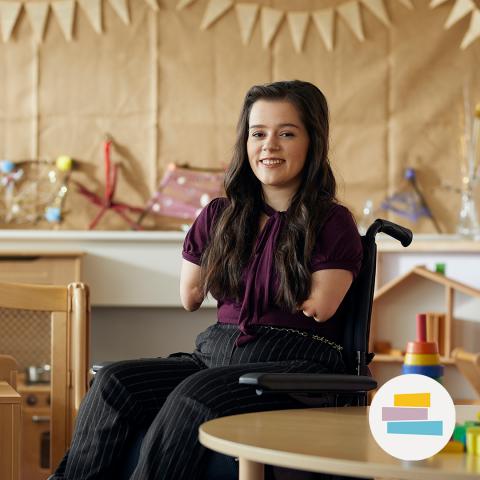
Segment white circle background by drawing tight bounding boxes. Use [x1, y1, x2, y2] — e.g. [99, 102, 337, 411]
[369, 374, 456, 461]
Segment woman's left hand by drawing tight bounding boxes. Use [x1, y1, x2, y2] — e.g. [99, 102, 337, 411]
[298, 269, 354, 322]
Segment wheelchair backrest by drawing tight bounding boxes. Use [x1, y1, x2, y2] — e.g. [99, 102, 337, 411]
[339, 219, 412, 375]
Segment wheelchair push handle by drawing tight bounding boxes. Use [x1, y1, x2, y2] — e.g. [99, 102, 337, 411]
[367, 219, 413, 247]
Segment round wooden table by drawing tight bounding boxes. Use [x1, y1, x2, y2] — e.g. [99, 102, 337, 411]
[199, 405, 480, 480]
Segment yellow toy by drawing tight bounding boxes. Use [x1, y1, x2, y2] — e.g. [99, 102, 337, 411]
[56, 155, 73, 172]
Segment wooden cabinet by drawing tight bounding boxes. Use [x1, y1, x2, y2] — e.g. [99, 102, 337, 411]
[0, 381, 21, 480]
[16, 381, 50, 480]
[0, 252, 82, 285]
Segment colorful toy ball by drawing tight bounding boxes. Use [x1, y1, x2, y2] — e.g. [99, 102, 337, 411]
[55, 155, 73, 172]
[0, 160, 15, 174]
[45, 207, 62, 223]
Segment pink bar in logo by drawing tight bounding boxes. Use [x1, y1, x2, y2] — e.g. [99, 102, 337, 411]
[382, 407, 429, 421]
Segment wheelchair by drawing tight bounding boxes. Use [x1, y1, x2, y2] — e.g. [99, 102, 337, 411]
[95, 218, 412, 480]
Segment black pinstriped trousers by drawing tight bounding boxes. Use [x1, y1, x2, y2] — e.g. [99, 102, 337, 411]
[52, 324, 345, 480]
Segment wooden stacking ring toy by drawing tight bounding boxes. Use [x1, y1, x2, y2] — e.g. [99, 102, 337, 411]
[404, 352, 440, 366]
[402, 364, 444, 377]
[406, 341, 438, 354]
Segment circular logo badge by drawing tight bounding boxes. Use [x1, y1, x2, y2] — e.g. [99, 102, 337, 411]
[369, 374, 456, 460]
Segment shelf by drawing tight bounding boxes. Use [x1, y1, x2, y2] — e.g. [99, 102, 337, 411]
[0, 230, 479, 250]
[372, 353, 455, 365]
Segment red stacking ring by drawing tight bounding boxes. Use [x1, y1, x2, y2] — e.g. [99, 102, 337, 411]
[406, 341, 439, 354]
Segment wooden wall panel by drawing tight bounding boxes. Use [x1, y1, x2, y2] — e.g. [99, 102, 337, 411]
[0, 0, 478, 232]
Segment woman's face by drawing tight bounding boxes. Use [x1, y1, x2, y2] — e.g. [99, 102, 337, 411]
[247, 99, 310, 194]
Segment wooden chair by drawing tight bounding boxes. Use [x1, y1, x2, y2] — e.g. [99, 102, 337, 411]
[0, 355, 21, 480]
[0, 354, 18, 389]
[452, 348, 480, 403]
[0, 282, 90, 473]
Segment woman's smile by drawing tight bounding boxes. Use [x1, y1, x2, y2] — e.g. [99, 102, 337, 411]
[259, 157, 285, 167]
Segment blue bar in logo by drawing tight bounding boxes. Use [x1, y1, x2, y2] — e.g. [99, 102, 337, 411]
[387, 421, 443, 436]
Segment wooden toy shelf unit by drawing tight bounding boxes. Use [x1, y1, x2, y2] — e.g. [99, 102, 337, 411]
[371, 263, 480, 365]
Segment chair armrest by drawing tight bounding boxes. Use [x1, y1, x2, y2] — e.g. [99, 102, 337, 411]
[239, 373, 377, 393]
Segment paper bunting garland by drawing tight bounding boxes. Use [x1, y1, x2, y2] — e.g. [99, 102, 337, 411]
[286, 12, 309, 53]
[200, 0, 233, 30]
[177, 0, 197, 10]
[78, 0, 102, 34]
[178, 0, 413, 52]
[108, 0, 130, 26]
[144, 0, 158, 12]
[360, 0, 391, 26]
[397, 0, 414, 9]
[0, 0, 158, 42]
[444, 0, 475, 28]
[312, 9, 335, 51]
[337, 1, 365, 42]
[2, 0, 457, 51]
[261, 7, 284, 48]
[25, 2, 50, 43]
[430, 0, 449, 7]
[0, 1, 22, 42]
[431, 0, 480, 49]
[462, 8, 480, 49]
[235, 3, 259, 45]
[51, 0, 76, 41]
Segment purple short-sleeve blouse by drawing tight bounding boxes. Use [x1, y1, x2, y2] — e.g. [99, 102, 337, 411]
[182, 197, 363, 347]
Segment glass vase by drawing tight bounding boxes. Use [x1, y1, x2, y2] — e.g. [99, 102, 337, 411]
[456, 185, 480, 238]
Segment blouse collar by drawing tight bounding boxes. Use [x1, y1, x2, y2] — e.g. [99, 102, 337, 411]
[262, 202, 287, 217]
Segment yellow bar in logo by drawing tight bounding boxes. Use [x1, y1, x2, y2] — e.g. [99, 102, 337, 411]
[394, 392, 430, 407]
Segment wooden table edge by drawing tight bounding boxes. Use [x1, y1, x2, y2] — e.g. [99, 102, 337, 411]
[199, 412, 480, 480]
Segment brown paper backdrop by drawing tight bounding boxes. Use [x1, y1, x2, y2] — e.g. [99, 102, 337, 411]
[0, 0, 479, 232]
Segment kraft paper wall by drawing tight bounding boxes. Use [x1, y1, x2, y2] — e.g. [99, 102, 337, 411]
[0, 0, 479, 232]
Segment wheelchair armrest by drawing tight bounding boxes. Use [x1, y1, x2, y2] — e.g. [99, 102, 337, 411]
[239, 373, 377, 394]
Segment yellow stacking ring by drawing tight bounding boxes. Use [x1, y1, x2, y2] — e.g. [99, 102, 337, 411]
[404, 352, 440, 366]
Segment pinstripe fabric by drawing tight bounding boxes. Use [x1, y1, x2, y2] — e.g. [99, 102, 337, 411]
[52, 324, 344, 480]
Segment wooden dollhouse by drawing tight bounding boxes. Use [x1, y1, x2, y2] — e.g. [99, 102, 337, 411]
[371, 266, 480, 364]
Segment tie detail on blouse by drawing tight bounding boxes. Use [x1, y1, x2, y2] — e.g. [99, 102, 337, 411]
[236, 203, 285, 346]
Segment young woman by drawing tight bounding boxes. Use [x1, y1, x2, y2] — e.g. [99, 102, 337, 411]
[51, 80, 362, 480]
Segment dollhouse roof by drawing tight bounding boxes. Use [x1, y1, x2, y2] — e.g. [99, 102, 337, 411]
[374, 266, 480, 301]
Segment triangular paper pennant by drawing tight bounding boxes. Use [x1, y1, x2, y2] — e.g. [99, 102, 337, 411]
[25, 2, 50, 43]
[286, 12, 309, 53]
[235, 3, 259, 45]
[200, 0, 234, 30]
[261, 7, 284, 48]
[312, 9, 335, 51]
[360, 0, 390, 26]
[0, 1, 22, 42]
[396, 0, 414, 9]
[51, 0, 76, 41]
[176, 0, 197, 10]
[461, 8, 480, 49]
[430, 0, 450, 7]
[144, 0, 159, 11]
[108, 0, 130, 25]
[337, 1, 365, 42]
[78, 0, 102, 33]
[445, 0, 475, 28]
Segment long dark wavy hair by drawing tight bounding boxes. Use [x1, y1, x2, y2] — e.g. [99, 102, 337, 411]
[201, 80, 337, 312]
